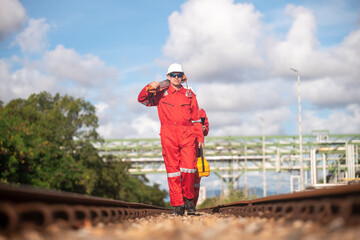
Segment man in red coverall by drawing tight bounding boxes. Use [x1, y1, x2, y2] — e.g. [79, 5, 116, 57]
[138, 63, 204, 216]
[193, 108, 209, 206]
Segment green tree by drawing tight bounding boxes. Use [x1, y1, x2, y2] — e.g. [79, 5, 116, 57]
[0, 93, 96, 192]
[0, 92, 167, 206]
[0, 112, 37, 184]
[91, 157, 168, 207]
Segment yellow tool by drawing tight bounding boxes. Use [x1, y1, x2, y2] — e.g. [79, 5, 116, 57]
[197, 147, 210, 177]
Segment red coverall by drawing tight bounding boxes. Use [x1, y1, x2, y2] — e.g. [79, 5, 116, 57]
[193, 108, 209, 206]
[138, 84, 204, 206]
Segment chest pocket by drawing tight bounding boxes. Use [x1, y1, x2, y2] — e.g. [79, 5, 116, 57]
[161, 102, 174, 106]
[179, 99, 192, 121]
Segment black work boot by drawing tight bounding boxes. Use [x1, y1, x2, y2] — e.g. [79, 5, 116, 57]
[172, 206, 185, 216]
[184, 197, 196, 215]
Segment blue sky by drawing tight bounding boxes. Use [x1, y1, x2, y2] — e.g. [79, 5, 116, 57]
[1, 0, 360, 140]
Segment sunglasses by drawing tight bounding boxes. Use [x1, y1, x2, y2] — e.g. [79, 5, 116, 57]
[169, 73, 184, 78]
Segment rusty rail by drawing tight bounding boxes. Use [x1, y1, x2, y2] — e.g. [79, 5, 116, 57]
[0, 183, 170, 232]
[200, 183, 360, 225]
[1, 183, 360, 233]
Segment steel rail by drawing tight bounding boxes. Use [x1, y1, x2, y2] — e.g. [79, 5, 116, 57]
[200, 183, 360, 225]
[1, 183, 360, 234]
[0, 183, 170, 232]
[0, 183, 166, 209]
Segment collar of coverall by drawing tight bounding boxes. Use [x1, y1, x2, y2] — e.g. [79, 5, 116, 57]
[167, 83, 186, 94]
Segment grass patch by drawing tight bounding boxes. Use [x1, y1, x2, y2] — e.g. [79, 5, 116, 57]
[198, 189, 257, 208]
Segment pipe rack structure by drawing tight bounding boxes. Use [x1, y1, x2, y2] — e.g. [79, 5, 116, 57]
[94, 131, 360, 192]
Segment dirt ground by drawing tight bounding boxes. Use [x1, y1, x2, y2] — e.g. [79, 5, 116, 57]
[1, 213, 359, 240]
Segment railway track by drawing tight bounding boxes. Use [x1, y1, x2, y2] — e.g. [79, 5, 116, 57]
[1, 182, 360, 234]
[200, 183, 360, 225]
[0, 183, 170, 232]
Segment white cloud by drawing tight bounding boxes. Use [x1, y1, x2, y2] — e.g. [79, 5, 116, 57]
[0, 44, 120, 105]
[285, 5, 318, 47]
[302, 76, 360, 107]
[207, 107, 291, 137]
[97, 113, 160, 139]
[161, 1, 360, 137]
[0, 0, 26, 39]
[290, 28, 360, 108]
[303, 104, 360, 134]
[266, 5, 349, 78]
[11, 67, 57, 96]
[0, 59, 57, 102]
[13, 18, 50, 53]
[266, 4, 360, 82]
[95, 101, 110, 124]
[96, 98, 161, 139]
[163, 0, 263, 81]
[196, 79, 289, 112]
[130, 114, 160, 138]
[0, 59, 13, 101]
[43, 45, 118, 87]
[97, 121, 136, 139]
[163, 1, 359, 94]
[334, 29, 360, 77]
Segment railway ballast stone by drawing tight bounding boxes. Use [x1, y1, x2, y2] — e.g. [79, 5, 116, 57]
[1, 213, 359, 240]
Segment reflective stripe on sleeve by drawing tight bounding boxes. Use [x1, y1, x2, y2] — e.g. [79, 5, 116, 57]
[192, 119, 201, 123]
[141, 100, 149, 105]
[167, 171, 181, 178]
[194, 183, 200, 188]
[180, 168, 197, 173]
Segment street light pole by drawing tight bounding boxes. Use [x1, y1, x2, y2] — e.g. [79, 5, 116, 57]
[260, 117, 266, 197]
[290, 68, 304, 191]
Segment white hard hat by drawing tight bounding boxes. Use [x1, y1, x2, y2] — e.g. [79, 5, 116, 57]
[167, 63, 184, 74]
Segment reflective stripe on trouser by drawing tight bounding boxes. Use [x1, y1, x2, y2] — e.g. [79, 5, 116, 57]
[161, 125, 197, 206]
